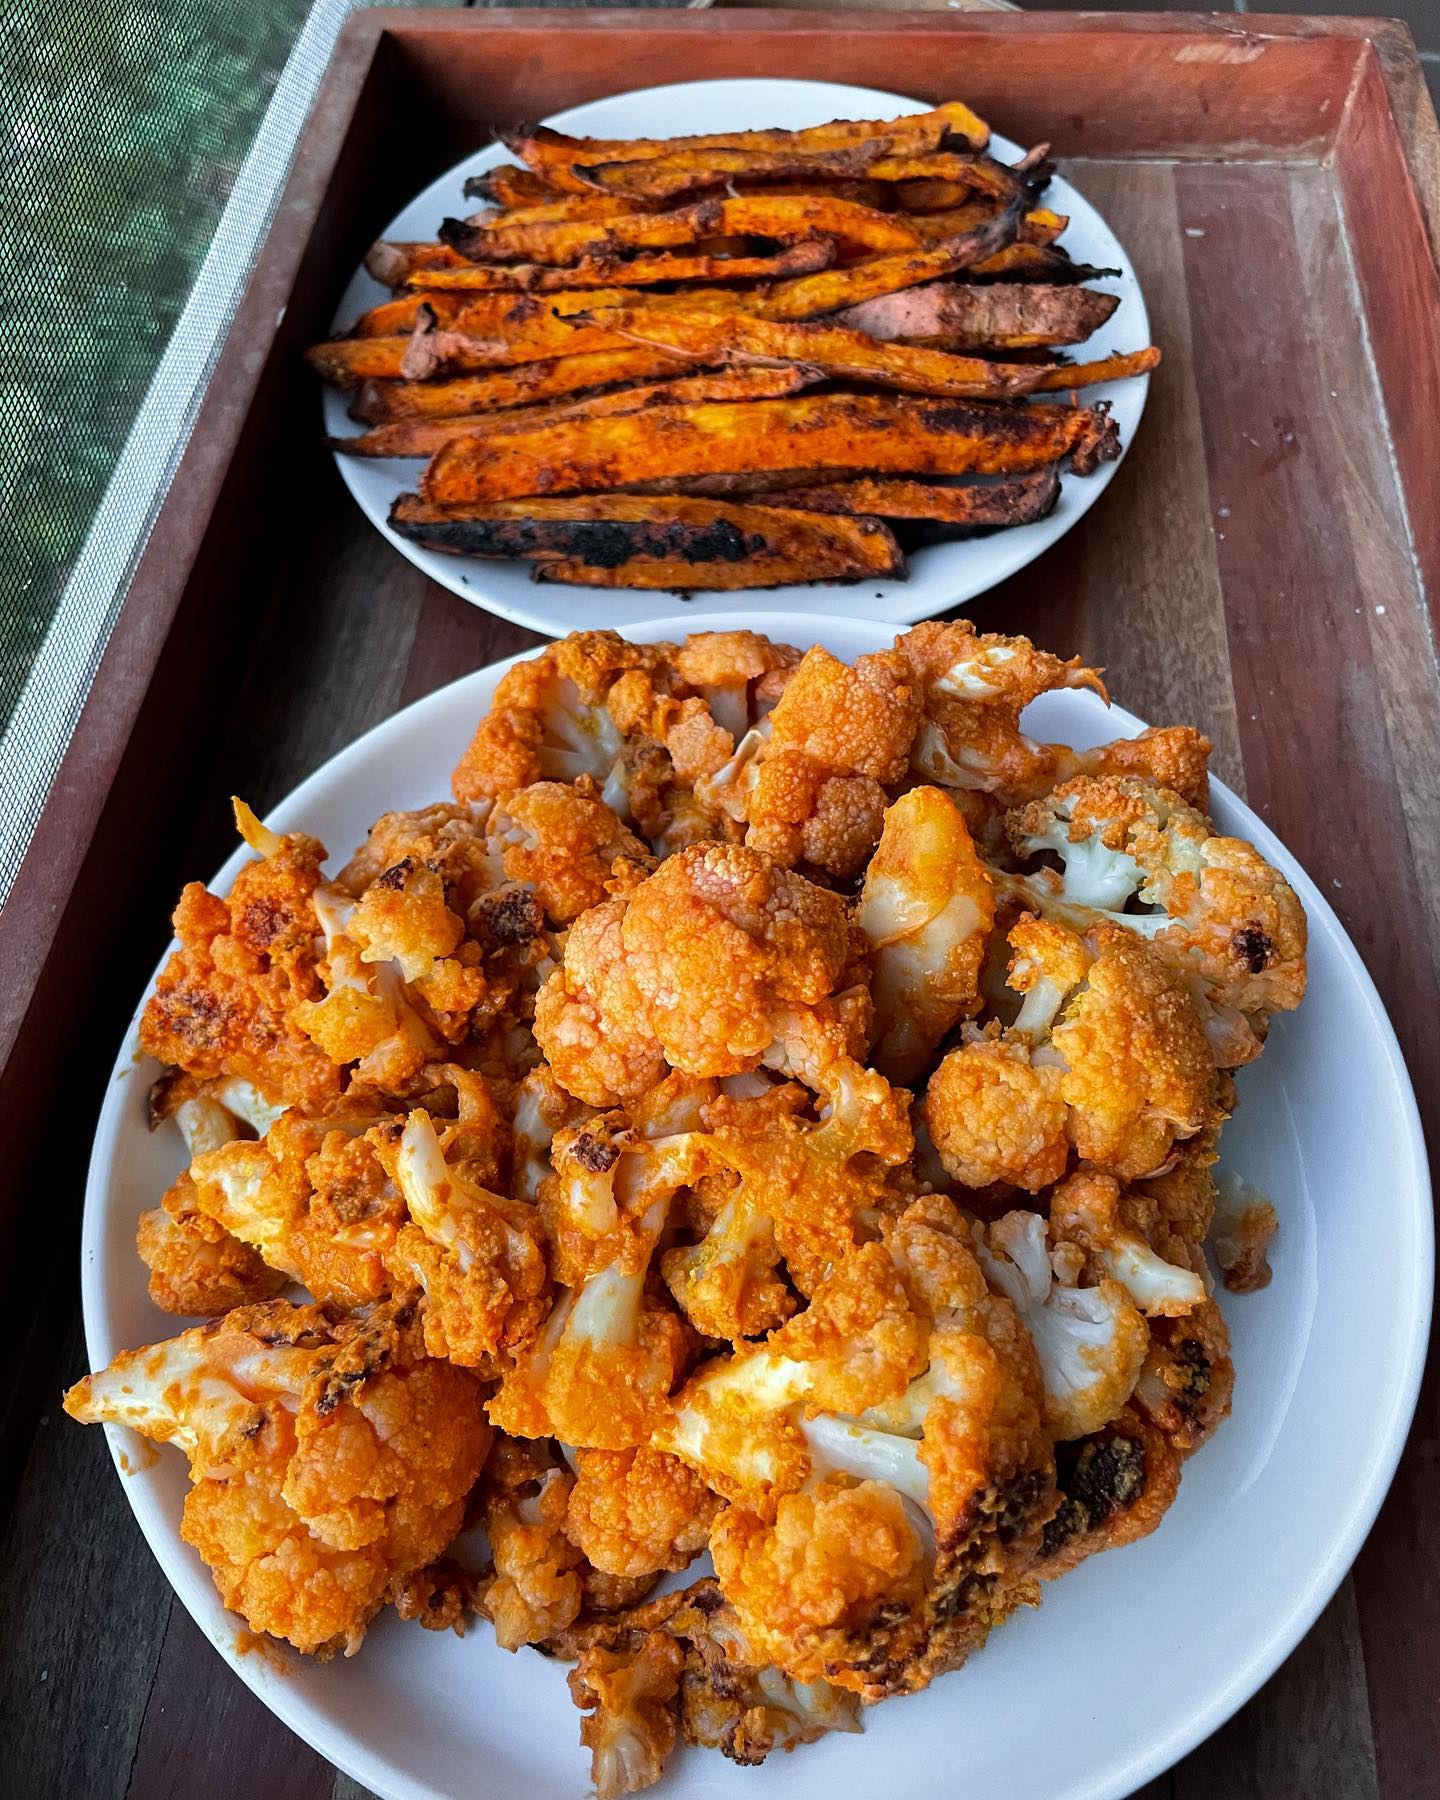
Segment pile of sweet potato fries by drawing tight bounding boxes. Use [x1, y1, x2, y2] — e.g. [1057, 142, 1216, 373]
[309, 101, 1160, 591]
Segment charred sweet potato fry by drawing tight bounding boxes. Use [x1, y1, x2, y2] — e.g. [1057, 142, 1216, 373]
[865, 152, 1027, 203]
[389, 493, 901, 587]
[464, 192, 643, 230]
[462, 164, 562, 207]
[341, 364, 820, 451]
[569, 142, 903, 202]
[408, 239, 834, 293]
[913, 204, 1067, 248]
[835, 282, 1121, 350]
[1026, 347, 1161, 390]
[970, 243, 1120, 283]
[749, 469, 1062, 526]
[419, 392, 1118, 505]
[756, 205, 1022, 320]
[441, 194, 919, 265]
[500, 100, 987, 174]
[349, 286, 642, 342]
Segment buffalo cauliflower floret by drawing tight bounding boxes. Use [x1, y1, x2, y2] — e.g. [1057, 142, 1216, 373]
[453, 633, 668, 804]
[568, 1631, 685, 1800]
[857, 786, 996, 1084]
[740, 645, 923, 878]
[510, 1061, 594, 1203]
[383, 1105, 550, 1371]
[976, 1211, 1148, 1439]
[661, 1061, 913, 1333]
[923, 1029, 1068, 1192]
[487, 779, 652, 924]
[138, 1094, 287, 1316]
[1067, 726, 1213, 812]
[63, 1299, 490, 1654]
[896, 620, 1107, 805]
[1004, 775, 1307, 1027]
[1048, 1169, 1209, 1317]
[140, 801, 341, 1115]
[534, 843, 867, 1106]
[480, 1436, 586, 1649]
[1209, 1168, 1279, 1292]
[1132, 1299, 1235, 1455]
[564, 1447, 720, 1578]
[338, 801, 499, 910]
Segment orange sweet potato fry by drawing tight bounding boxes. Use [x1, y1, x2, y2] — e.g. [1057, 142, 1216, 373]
[344, 346, 691, 418]
[865, 151, 1027, 203]
[913, 205, 1067, 247]
[587, 305, 1123, 399]
[569, 142, 904, 202]
[834, 282, 1121, 350]
[407, 239, 834, 293]
[441, 194, 919, 265]
[500, 100, 987, 172]
[748, 470, 1062, 526]
[462, 164, 563, 207]
[341, 364, 820, 450]
[388, 493, 902, 588]
[756, 204, 1021, 320]
[363, 241, 469, 289]
[419, 392, 1119, 506]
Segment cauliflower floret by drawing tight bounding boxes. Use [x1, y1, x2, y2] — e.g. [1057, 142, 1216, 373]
[188, 1107, 407, 1308]
[384, 1106, 550, 1371]
[896, 619, 1107, 805]
[564, 1447, 720, 1578]
[924, 1029, 1068, 1192]
[534, 844, 867, 1106]
[1209, 1168, 1278, 1293]
[63, 1299, 490, 1655]
[1005, 776, 1307, 1025]
[1132, 1300, 1235, 1455]
[452, 632, 669, 804]
[480, 1436, 586, 1649]
[661, 1061, 913, 1333]
[568, 1631, 685, 1800]
[140, 801, 341, 1115]
[338, 801, 498, 909]
[511, 1061, 594, 1203]
[487, 779, 653, 924]
[1049, 1168, 1208, 1317]
[976, 1211, 1148, 1439]
[670, 630, 801, 742]
[491, 1125, 706, 1448]
[742, 645, 923, 878]
[347, 859, 465, 985]
[1068, 726, 1212, 812]
[857, 787, 996, 1084]
[138, 1094, 287, 1316]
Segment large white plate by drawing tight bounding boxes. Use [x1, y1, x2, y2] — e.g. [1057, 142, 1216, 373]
[83, 617, 1429, 1800]
[325, 79, 1151, 635]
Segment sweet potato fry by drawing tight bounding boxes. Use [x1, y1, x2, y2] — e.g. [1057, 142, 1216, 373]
[350, 347, 693, 421]
[756, 205, 1021, 320]
[500, 100, 987, 173]
[462, 164, 562, 207]
[835, 282, 1121, 350]
[364, 241, 468, 289]
[420, 392, 1119, 506]
[570, 142, 903, 202]
[388, 493, 901, 586]
[466, 193, 645, 230]
[349, 286, 645, 341]
[585, 305, 1150, 401]
[865, 152, 1027, 203]
[970, 243, 1120, 283]
[342, 364, 819, 448]
[408, 239, 834, 293]
[1025, 347, 1161, 390]
[913, 205, 1066, 248]
[441, 194, 919, 265]
[748, 469, 1061, 526]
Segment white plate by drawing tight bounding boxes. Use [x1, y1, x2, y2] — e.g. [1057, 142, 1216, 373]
[83, 617, 1429, 1800]
[325, 79, 1151, 635]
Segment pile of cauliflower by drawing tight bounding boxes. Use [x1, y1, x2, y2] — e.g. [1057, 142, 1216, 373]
[66, 624, 1304, 1796]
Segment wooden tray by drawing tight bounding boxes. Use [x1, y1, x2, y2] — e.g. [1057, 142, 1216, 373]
[4, 12, 1438, 1799]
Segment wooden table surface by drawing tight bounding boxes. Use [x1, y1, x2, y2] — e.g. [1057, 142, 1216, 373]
[3, 9, 1439, 1800]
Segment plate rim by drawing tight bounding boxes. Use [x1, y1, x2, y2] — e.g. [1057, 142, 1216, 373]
[81, 612, 1432, 1800]
[323, 75, 1152, 636]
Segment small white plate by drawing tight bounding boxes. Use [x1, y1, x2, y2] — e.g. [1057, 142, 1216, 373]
[83, 617, 1429, 1800]
[324, 79, 1151, 635]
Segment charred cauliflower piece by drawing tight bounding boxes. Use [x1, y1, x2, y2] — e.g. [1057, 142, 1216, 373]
[64, 1299, 490, 1654]
[534, 843, 869, 1105]
[140, 802, 341, 1115]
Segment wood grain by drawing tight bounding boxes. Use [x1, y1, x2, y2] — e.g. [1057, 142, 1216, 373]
[2, 10, 1437, 1800]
